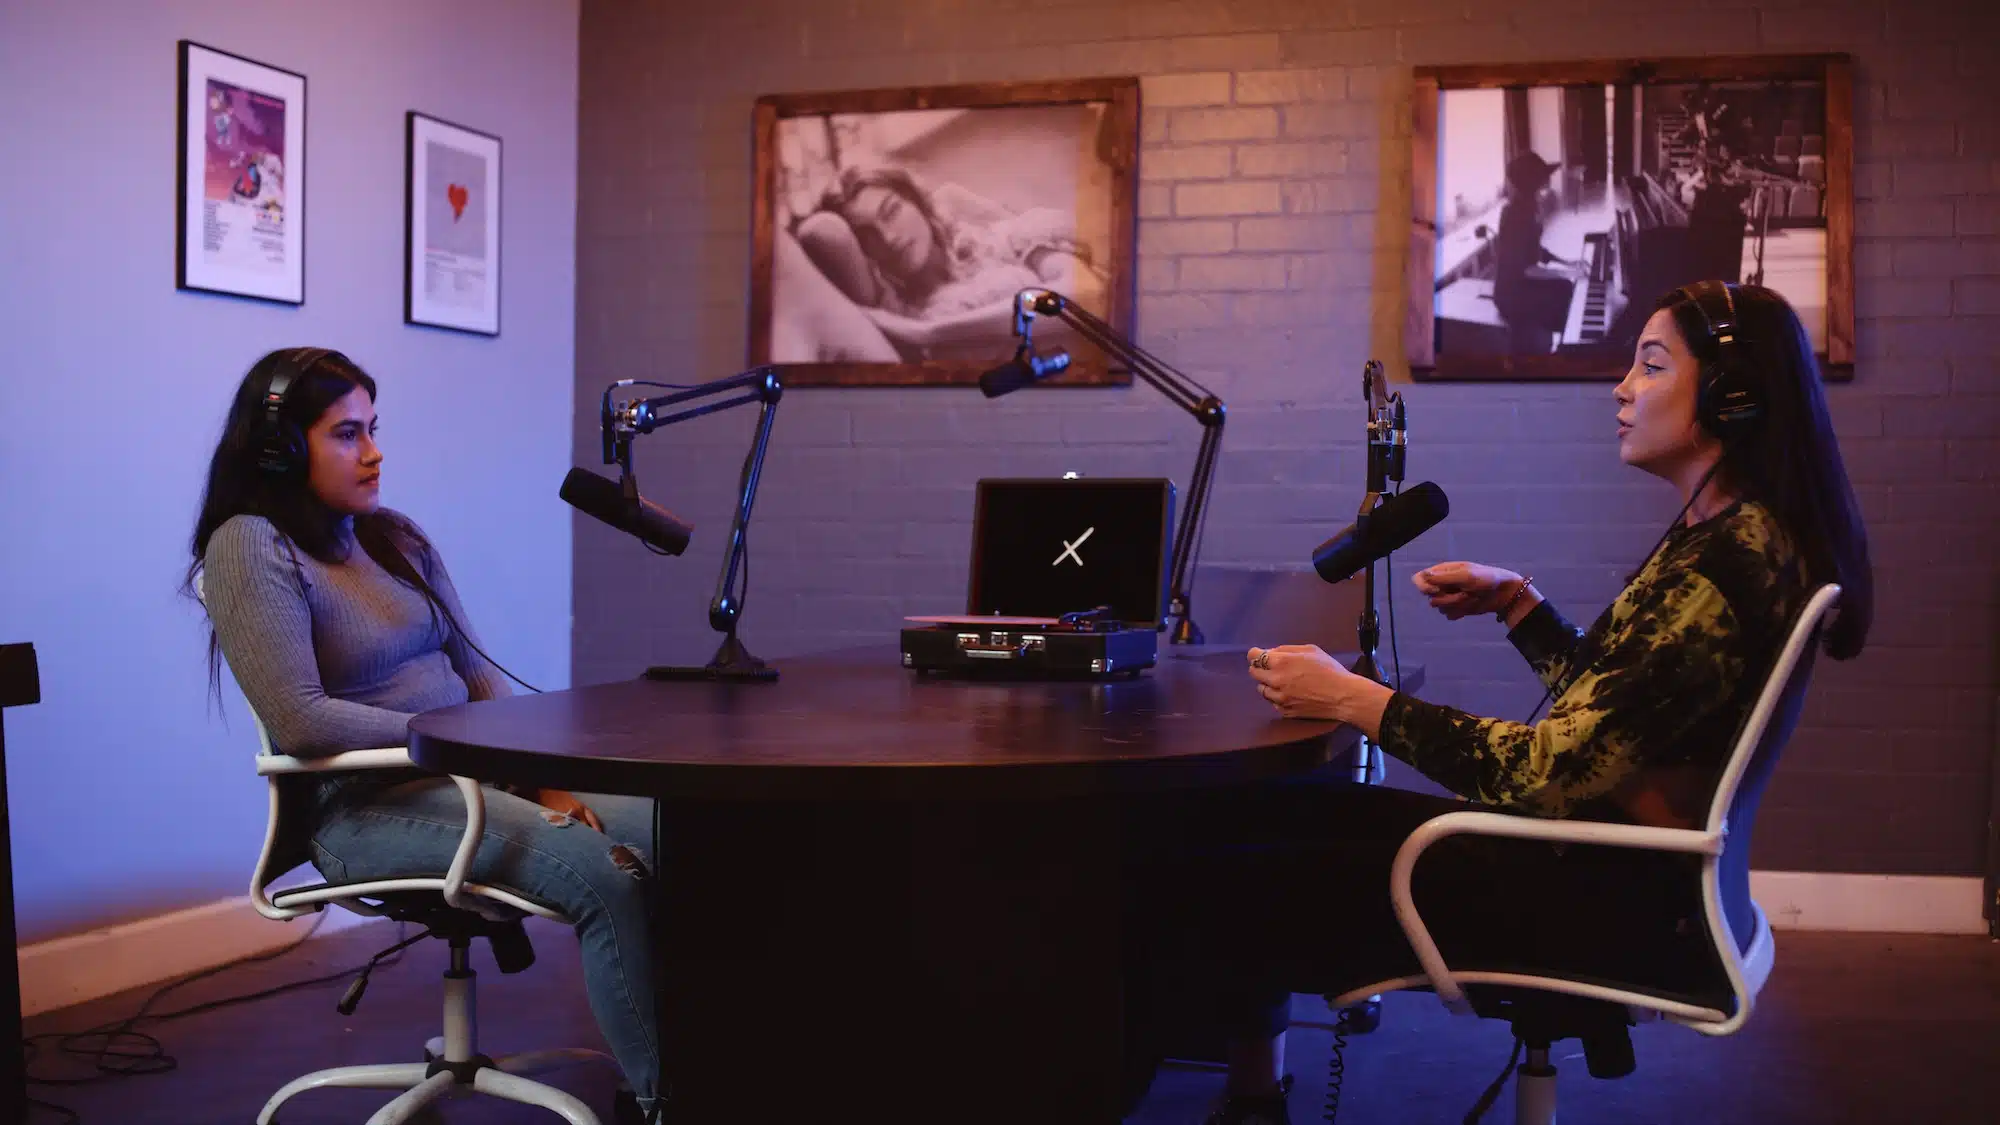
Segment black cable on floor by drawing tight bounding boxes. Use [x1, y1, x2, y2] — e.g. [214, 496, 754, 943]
[22, 914, 410, 1115]
[26, 1094, 82, 1124]
[1462, 1036, 1524, 1124]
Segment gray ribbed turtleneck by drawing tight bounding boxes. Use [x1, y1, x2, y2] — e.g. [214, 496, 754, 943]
[201, 512, 510, 763]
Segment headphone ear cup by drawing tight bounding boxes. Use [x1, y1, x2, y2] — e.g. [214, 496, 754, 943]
[277, 423, 307, 475]
[256, 425, 301, 475]
[1696, 360, 1722, 435]
[256, 367, 304, 476]
[1698, 356, 1761, 438]
[1684, 282, 1762, 440]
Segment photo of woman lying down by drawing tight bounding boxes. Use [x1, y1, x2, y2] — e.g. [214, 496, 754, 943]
[767, 106, 1115, 366]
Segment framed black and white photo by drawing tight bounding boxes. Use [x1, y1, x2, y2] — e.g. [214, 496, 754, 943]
[750, 78, 1139, 387]
[1410, 55, 1853, 381]
[176, 40, 306, 305]
[404, 112, 502, 336]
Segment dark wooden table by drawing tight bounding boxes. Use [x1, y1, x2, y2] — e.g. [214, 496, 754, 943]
[409, 645, 1412, 1125]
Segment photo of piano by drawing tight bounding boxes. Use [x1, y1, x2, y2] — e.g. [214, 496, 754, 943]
[1427, 75, 1834, 377]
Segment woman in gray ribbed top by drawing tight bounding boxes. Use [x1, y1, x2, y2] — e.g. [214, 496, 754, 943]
[189, 348, 658, 1118]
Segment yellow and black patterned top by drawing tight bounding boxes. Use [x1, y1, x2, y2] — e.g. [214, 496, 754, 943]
[1379, 500, 1808, 829]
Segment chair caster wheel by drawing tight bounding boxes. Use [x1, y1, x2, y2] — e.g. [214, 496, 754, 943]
[1339, 998, 1383, 1034]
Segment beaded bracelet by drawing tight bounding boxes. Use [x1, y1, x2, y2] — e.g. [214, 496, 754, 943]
[1495, 577, 1535, 623]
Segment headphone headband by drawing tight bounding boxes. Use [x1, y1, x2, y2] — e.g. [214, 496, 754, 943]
[1677, 281, 1739, 357]
[257, 348, 336, 475]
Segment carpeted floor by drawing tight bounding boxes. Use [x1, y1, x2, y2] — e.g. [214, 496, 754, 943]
[21, 920, 2000, 1124]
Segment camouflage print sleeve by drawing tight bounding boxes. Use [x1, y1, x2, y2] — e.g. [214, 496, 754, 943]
[1507, 599, 1589, 692]
[1377, 568, 1744, 817]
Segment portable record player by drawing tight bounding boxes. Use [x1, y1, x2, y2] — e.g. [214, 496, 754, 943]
[901, 477, 1174, 680]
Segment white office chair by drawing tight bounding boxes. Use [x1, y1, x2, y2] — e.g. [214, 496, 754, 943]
[198, 578, 612, 1125]
[1324, 583, 1844, 1125]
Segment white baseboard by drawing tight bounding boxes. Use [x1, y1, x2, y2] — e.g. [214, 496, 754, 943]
[17, 870, 1988, 1019]
[1751, 871, 1988, 935]
[17, 893, 384, 1019]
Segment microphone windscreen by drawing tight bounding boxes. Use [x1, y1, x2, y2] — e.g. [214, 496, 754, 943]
[561, 467, 694, 556]
[978, 357, 1034, 399]
[1311, 481, 1450, 584]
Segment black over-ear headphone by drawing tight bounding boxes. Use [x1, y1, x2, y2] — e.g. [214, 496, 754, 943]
[1676, 280, 1763, 440]
[257, 347, 334, 476]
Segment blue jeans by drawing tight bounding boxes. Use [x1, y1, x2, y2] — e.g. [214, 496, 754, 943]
[307, 780, 660, 1107]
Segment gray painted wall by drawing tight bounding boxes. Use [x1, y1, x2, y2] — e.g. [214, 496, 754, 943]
[574, 0, 1998, 875]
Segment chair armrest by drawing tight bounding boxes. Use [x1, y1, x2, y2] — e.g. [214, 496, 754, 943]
[440, 775, 489, 913]
[1405, 810, 1723, 856]
[1388, 811, 1725, 1012]
[250, 748, 496, 918]
[255, 746, 414, 775]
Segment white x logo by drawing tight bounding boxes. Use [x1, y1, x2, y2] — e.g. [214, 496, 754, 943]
[1054, 526, 1094, 567]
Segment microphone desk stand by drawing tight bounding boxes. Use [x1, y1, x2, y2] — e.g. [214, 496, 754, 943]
[1348, 359, 1403, 786]
[1010, 289, 1225, 645]
[604, 368, 784, 683]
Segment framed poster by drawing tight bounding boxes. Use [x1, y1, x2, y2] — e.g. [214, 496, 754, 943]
[405, 112, 502, 336]
[176, 40, 306, 305]
[751, 77, 1139, 387]
[1410, 54, 1853, 380]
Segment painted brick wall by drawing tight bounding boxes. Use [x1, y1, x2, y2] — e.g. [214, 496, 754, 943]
[575, 0, 1998, 876]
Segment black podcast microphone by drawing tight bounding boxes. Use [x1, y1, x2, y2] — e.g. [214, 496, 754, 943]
[1311, 481, 1449, 584]
[560, 467, 694, 556]
[978, 349, 1072, 398]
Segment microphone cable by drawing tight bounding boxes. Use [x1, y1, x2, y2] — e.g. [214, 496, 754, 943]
[1517, 459, 1726, 725]
[1384, 486, 1404, 695]
[1314, 487, 1408, 1125]
[425, 596, 544, 695]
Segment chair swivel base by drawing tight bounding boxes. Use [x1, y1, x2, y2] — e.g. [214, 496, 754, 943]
[257, 953, 612, 1125]
[258, 1052, 607, 1125]
[1515, 1047, 1559, 1125]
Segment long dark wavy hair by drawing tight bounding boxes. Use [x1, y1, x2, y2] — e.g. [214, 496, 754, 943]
[1658, 283, 1873, 659]
[821, 164, 955, 306]
[184, 347, 457, 698]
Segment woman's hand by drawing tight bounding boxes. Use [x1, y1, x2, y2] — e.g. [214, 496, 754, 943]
[1413, 562, 1528, 621]
[517, 788, 605, 832]
[1246, 645, 1394, 737]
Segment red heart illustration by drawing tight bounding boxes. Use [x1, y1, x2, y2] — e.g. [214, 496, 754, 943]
[446, 183, 469, 221]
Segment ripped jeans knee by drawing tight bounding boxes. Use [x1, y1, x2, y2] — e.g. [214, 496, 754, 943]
[606, 843, 649, 878]
[530, 807, 650, 879]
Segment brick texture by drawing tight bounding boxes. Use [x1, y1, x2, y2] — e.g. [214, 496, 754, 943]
[577, 0, 2000, 877]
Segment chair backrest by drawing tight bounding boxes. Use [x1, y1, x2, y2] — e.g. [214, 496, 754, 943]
[1704, 583, 1843, 953]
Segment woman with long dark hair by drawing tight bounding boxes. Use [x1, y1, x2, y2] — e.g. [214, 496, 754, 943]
[1132, 283, 1872, 1125]
[188, 348, 658, 1118]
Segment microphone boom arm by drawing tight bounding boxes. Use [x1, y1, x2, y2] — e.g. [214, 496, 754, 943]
[1017, 289, 1225, 645]
[602, 367, 785, 682]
